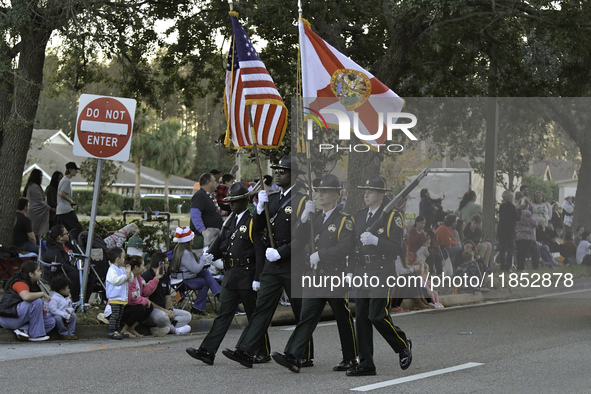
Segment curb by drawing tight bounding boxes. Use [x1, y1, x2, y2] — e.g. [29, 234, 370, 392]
[0, 292, 482, 343]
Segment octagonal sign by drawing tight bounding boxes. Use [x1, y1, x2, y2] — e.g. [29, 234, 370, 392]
[73, 94, 137, 161]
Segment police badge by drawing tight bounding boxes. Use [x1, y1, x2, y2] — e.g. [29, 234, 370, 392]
[328, 224, 337, 232]
[377, 228, 384, 234]
[285, 206, 292, 214]
[240, 225, 247, 233]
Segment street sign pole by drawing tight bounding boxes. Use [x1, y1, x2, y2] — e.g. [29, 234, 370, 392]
[80, 159, 103, 312]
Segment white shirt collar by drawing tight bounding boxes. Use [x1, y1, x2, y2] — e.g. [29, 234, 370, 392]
[323, 206, 337, 223]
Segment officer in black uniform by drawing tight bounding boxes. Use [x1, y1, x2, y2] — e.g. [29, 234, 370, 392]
[223, 156, 313, 368]
[347, 175, 413, 376]
[185, 182, 270, 365]
[272, 174, 358, 373]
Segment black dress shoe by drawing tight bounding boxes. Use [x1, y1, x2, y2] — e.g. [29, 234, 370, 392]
[186, 347, 215, 365]
[346, 365, 377, 376]
[253, 354, 272, 364]
[399, 338, 412, 370]
[300, 359, 314, 368]
[271, 352, 301, 373]
[333, 359, 358, 371]
[222, 348, 253, 368]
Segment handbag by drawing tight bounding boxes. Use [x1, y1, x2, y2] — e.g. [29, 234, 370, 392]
[442, 255, 454, 277]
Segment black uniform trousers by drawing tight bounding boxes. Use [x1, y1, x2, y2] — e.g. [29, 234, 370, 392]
[236, 271, 313, 359]
[355, 287, 408, 369]
[284, 296, 356, 361]
[200, 287, 270, 357]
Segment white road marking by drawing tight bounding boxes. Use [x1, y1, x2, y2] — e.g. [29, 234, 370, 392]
[350, 362, 484, 391]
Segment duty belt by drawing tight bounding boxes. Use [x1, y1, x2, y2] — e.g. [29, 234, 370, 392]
[228, 258, 252, 267]
[361, 254, 388, 264]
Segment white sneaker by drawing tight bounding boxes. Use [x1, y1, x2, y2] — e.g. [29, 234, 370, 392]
[175, 325, 191, 335]
[150, 326, 170, 337]
[97, 313, 109, 325]
[29, 335, 50, 342]
[14, 329, 29, 341]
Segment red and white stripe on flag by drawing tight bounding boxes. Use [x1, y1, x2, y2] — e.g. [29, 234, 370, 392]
[298, 19, 404, 149]
[224, 14, 287, 149]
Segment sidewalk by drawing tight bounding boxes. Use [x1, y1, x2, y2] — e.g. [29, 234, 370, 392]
[1, 280, 586, 343]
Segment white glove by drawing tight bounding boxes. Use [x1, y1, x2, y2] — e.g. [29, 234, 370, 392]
[360, 232, 379, 246]
[201, 252, 214, 265]
[252, 281, 260, 291]
[266, 248, 281, 262]
[344, 273, 353, 287]
[301, 200, 316, 223]
[256, 190, 269, 215]
[309, 252, 320, 269]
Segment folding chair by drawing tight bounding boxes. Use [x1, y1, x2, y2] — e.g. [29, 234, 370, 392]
[170, 271, 217, 312]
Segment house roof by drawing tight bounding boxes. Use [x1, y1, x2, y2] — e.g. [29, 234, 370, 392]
[25, 129, 196, 191]
[530, 159, 578, 182]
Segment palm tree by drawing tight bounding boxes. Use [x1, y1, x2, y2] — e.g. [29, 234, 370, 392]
[130, 109, 159, 210]
[145, 118, 195, 212]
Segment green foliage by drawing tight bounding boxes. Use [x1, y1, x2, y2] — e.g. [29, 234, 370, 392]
[73, 190, 129, 216]
[78, 159, 121, 202]
[520, 174, 559, 203]
[73, 190, 192, 215]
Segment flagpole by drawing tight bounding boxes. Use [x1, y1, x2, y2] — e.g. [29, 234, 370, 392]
[247, 105, 276, 248]
[298, 8, 315, 252]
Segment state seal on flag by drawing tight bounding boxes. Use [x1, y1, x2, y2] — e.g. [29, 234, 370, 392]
[330, 69, 371, 110]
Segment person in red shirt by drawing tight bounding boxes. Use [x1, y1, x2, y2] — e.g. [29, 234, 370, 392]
[435, 214, 462, 260]
[0, 261, 55, 341]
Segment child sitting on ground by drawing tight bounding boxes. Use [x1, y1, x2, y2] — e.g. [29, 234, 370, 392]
[48, 276, 78, 340]
[105, 247, 133, 340]
[454, 250, 486, 292]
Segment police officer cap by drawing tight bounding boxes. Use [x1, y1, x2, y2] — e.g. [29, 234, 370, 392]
[270, 156, 304, 174]
[223, 182, 250, 201]
[314, 174, 342, 191]
[357, 175, 390, 191]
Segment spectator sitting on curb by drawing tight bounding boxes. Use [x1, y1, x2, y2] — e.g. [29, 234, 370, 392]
[141, 252, 191, 336]
[0, 261, 54, 341]
[576, 231, 591, 266]
[120, 255, 156, 338]
[48, 275, 78, 340]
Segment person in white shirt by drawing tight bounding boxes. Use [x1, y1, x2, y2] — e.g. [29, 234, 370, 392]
[575, 231, 591, 265]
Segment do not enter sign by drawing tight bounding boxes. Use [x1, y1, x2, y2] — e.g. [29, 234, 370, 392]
[73, 94, 137, 161]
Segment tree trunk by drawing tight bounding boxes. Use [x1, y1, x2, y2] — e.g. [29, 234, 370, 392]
[0, 29, 51, 246]
[164, 176, 170, 213]
[345, 147, 381, 214]
[134, 157, 141, 211]
[573, 142, 591, 232]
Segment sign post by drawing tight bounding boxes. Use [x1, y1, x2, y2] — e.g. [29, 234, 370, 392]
[73, 94, 136, 311]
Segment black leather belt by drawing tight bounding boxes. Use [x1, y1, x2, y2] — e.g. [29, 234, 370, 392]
[361, 254, 387, 264]
[228, 258, 252, 267]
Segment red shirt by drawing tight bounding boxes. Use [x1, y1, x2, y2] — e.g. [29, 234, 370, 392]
[435, 225, 457, 248]
[12, 281, 29, 294]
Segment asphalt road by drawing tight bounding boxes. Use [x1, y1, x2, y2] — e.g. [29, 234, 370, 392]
[1, 288, 590, 393]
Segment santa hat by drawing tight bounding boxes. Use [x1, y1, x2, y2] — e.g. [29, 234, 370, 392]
[173, 226, 194, 243]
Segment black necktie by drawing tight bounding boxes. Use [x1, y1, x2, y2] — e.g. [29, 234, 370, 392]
[322, 212, 326, 223]
[367, 211, 373, 224]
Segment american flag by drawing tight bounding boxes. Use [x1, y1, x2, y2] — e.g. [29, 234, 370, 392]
[224, 14, 287, 149]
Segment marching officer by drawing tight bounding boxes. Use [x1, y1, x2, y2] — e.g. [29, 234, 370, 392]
[272, 174, 358, 373]
[347, 175, 412, 376]
[223, 156, 313, 368]
[186, 182, 270, 365]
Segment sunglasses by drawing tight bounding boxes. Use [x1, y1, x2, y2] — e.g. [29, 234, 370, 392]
[275, 169, 287, 175]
